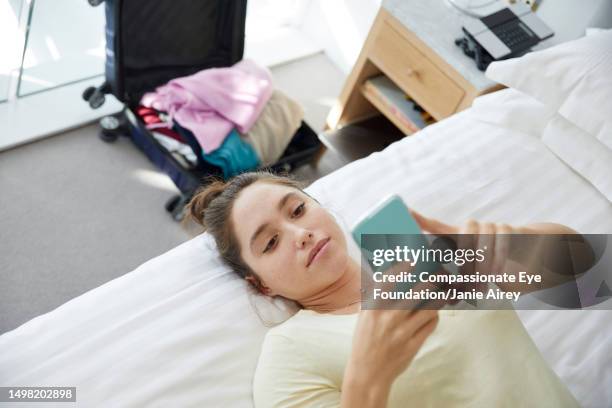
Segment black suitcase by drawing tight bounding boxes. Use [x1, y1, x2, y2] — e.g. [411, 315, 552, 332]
[83, 0, 323, 220]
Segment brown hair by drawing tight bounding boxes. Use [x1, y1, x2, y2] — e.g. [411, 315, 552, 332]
[184, 171, 307, 293]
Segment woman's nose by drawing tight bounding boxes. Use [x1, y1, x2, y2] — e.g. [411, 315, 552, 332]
[296, 230, 314, 249]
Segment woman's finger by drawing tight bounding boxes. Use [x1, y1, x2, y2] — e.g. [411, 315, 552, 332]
[477, 222, 496, 276]
[407, 313, 439, 351]
[394, 309, 438, 343]
[493, 223, 514, 272]
[410, 209, 458, 235]
[457, 219, 478, 278]
[408, 309, 439, 331]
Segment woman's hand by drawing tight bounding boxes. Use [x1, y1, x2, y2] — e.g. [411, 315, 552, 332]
[411, 211, 516, 276]
[409, 211, 516, 298]
[409, 211, 593, 294]
[341, 308, 439, 408]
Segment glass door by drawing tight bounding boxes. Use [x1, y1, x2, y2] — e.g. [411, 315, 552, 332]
[0, 0, 121, 151]
[17, 0, 106, 96]
[0, 0, 25, 103]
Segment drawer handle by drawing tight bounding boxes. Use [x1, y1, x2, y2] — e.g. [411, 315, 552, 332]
[406, 68, 420, 79]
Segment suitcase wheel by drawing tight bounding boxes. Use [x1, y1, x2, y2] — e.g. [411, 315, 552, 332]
[89, 91, 106, 109]
[83, 82, 109, 109]
[165, 195, 181, 213]
[82, 86, 96, 102]
[98, 114, 128, 143]
[99, 128, 119, 143]
[165, 194, 190, 221]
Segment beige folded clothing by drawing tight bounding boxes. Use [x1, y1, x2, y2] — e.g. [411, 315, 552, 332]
[240, 89, 304, 166]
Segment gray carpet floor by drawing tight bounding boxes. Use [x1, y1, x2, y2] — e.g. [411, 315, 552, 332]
[0, 53, 345, 334]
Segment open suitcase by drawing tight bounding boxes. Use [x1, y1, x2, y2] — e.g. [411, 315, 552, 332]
[82, 0, 323, 220]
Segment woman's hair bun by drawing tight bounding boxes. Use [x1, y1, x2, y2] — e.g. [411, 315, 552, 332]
[185, 179, 226, 228]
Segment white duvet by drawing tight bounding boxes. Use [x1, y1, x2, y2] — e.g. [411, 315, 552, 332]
[1, 89, 611, 407]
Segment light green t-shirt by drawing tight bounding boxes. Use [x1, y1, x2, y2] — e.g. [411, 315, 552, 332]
[253, 308, 578, 408]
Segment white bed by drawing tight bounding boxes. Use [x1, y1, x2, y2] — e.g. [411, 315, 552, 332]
[1, 33, 611, 408]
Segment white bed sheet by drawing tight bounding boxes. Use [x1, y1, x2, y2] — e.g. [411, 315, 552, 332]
[1, 89, 611, 407]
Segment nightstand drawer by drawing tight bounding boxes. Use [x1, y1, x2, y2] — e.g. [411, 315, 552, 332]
[370, 21, 464, 119]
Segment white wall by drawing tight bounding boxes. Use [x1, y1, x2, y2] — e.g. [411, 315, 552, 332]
[536, 0, 612, 47]
[299, 0, 382, 75]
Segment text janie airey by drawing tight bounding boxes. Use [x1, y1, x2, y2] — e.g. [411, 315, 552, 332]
[370, 270, 542, 302]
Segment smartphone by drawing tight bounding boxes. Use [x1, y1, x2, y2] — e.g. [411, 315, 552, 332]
[351, 195, 421, 246]
[352, 195, 430, 275]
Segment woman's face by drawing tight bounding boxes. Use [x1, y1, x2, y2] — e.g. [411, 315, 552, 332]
[232, 182, 350, 301]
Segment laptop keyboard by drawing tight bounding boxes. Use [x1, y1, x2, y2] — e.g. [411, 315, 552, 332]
[492, 20, 535, 49]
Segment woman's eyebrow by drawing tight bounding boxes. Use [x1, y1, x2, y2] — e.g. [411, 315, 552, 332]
[249, 192, 299, 250]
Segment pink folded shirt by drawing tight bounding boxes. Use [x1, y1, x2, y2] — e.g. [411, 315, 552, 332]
[141, 59, 273, 154]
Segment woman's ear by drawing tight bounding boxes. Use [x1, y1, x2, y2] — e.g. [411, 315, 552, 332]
[245, 274, 258, 288]
[245, 275, 276, 296]
[261, 286, 277, 296]
[258, 280, 278, 296]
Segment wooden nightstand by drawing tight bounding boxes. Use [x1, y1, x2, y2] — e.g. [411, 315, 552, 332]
[326, 0, 503, 133]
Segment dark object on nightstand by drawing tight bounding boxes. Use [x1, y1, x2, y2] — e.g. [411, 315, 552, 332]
[455, 35, 494, 71]
[319, 116, 406, 165]
[456, 4, 554, 71]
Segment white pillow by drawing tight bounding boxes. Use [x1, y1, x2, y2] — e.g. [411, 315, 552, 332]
[469, 88, 556, 138]
[485, 31, 612, 141]
[542, 115, 612, 202]
[486, 31, 612, 201]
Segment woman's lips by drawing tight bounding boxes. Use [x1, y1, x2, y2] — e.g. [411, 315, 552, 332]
[308, 238, 330, 267]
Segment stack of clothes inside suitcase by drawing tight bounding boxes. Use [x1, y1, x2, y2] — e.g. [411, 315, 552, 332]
[136, 59, 304, 178]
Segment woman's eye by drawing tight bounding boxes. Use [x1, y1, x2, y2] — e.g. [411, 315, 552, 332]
[292, 202, 305, 217]
[264, 235, 277, 253]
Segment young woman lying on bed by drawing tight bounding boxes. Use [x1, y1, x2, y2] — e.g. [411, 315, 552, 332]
[185, 171, 587, 408]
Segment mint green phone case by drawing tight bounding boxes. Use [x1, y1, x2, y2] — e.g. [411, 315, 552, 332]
[352, 195, 435, 278]
[351, 195, 422, 246]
